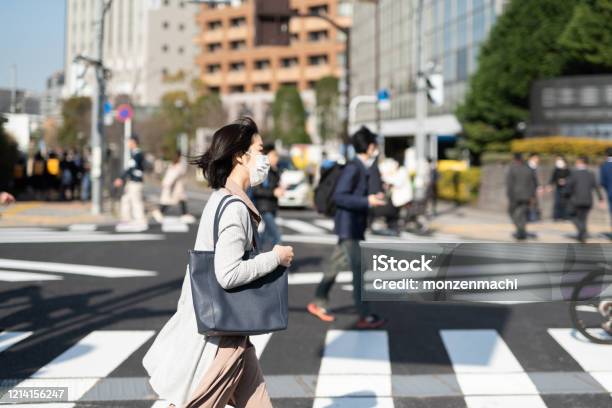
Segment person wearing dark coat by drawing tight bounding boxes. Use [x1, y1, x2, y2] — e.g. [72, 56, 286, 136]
[506, 153, 537, 240]
[566, 156, 604, 243]
[307, 126, 386, 329]
[599, 148, 612, 235]
[251, 143, 283, 249]
[549, 155, 571, 221]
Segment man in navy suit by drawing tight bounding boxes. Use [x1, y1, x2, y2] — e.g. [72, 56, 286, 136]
[308, 127, 387, 329]
[600, 148, 612, 237]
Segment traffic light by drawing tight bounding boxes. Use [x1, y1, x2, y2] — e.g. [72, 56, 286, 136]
[426, 73, 444, 106]
[254, 0, 291, 46]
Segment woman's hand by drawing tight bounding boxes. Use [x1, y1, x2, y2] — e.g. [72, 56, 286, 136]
[273, 245, 294, 267]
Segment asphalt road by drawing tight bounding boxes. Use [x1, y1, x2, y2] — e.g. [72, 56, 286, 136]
[0, 205, 611, 407]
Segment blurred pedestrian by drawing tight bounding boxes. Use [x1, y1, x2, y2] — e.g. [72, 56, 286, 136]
[527, 153, 542, 222]
[251, 143, 283, 250]
[307, 126, 387, 328]
[506, 153, 537, 241]
[46, 150, 62, 200]
[599, 147, 612, 237]
[547, 155, 571, 221]
[566, 156, 604, 243]
[142, 117, 293, 408]
[426, 156, 439, 216]
[152, 151, 195, 224]
[59, 150, 75, 201]
[114, 135, 148, 230]
[80, 148, 92, 201]
[30, 151, 47, 200]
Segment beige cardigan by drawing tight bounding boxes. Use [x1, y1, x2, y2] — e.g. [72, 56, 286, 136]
[142, 181, 280, 407]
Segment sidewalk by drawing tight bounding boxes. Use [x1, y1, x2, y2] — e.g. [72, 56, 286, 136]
[430, 201, 612, 243]
[0, 201, 116, 227]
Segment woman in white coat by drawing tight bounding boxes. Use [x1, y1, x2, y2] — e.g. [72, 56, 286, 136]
[142, 117, 294, 407]
[152, 151, 195, 224]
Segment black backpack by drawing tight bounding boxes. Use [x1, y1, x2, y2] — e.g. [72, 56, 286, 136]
[314, 163, 345, 216]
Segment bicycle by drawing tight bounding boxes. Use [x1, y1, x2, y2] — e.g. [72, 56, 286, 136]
[569, 262, 612, 344]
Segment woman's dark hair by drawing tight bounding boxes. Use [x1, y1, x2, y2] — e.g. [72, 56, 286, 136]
[189, 117, 259, 188]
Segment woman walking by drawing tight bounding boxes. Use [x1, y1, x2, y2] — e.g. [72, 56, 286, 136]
[143, 117, 294, 407]
[152, 151, 195, 224]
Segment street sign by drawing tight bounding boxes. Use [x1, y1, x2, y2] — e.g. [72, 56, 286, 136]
[377, 89, 391, 111]
[103, 101, 113, 114]
[116, 104, 133, 123]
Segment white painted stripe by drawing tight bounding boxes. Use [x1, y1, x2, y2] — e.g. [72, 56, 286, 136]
[288, 271, 352, 285]
[0, 331, 33, 353]
[0, 270, 63, 282]
[68, 224, 98, 231]
[161, 218, 189, 233]
[313, 219, 334, 231]
[281, 234, 338, 245]
[0, 259, 157, 278]
[150, 401, 169, 408]
[277, 218, 328, 234]
[18, 330, 154, 401]
[313, 330, 393, 408]
[115, 223, 149, 233]
[5, 404, 75, 408]
[250, 333, 272, 359]
[548, 328, 612, 392]
[0, 233, 163, 243]
[440, 329, 546, 407]
[0, 227, 55, 232]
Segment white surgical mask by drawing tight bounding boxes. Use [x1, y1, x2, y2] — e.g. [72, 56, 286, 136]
[556, 159, 566, 169]
[247, 152, 270, 187]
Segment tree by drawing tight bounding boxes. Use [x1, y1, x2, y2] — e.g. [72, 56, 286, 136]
[271, 85, 310, 145]
[58, 96, 91, 149]
[558, 0, 612, 73]
[456, 0, 580, 156]
[315, 76, 340, 141]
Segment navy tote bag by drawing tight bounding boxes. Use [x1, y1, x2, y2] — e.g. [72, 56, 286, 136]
[188, 194, 288, 336]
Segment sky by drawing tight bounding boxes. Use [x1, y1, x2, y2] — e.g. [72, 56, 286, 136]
[0, 0, 66, 93]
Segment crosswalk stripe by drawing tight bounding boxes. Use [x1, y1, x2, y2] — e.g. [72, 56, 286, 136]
[68, 224, 98, 232]
[548, 328, 612, 392]
[250, 333, 273, 359]
[288, 271, 352, 285]
[150, 401, 169, 408]
[161, 217, 189, 233]
[277, 218, 328, 234]
[16, 330, 154, 401]
[0, 259, 157, 278]
[313, 219, 334, 231]
[0, 270, 63, 282]
[0, 233, 163, 243]
[313, 330, 394, 408]
[440, 329, 547, 407]
[0, 331, 33, 353]
[3, 404, 75, 408]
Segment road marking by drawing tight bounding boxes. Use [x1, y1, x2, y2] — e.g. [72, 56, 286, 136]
[313, 219, 334, 231]
[17, 330, 154, 401]
[3, 404, 75, 408]
[0, 331, 33, 353]
[0, 270, 63, 282]
[150, 401, 169, 408]
[277, 218, 328, 234]
[548, 328, 612, 392]
[313, 330, 394, 408]
[0, 232, 163, 243]
[288, 271, 352, 285]
[68, 224, 98, 231]
[250, 333, 272, 359]
[161, 217, 189, 233]
[440, 329, 546, 407]
[0, 259, 157, 278]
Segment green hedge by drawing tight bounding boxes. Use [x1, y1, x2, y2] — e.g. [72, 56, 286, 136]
[511, 136, 612, 157]
[437, 168, 481, 203]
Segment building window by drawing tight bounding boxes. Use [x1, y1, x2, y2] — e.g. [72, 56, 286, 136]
[207, 42, 222, 52]
[230, 40, 246, 50]
[161, 68, 168, 76]
[207, 64, 221, 73]
[281, 81, 298, 88]
[308, 80, 317, 89]
[230, 62, 245, 71]
[456, 47, 468, 81]
[308, 54, 328, 65]
[230, 85, 245, 93]
[230, 17, 246, 27]
[178, 46, 184, 54]
[178, 23, 185, 31]
[290, 33, 299, 43]
[208, 20, 222, 30]
[162, 44, 169, 52]
[255, 59, 270, 70]
[163, 0, 170, 6]
[308, 30, 328, 42]
[162, 21, 169, 29]
[308, 5, 328, 15]
[209, 86, 220, 93]
[281, 57, 299, 68]
[254, 83, 270, 91]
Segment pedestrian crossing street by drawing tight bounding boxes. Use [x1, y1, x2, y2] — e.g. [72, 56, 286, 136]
[0, 327, 610, 407]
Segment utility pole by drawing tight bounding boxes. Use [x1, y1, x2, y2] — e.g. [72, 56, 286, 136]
[10, 64, 17, 113]
[414, 0, 427, 198]
[88, 0, 112, 215]
[374, 0, 381, 145]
